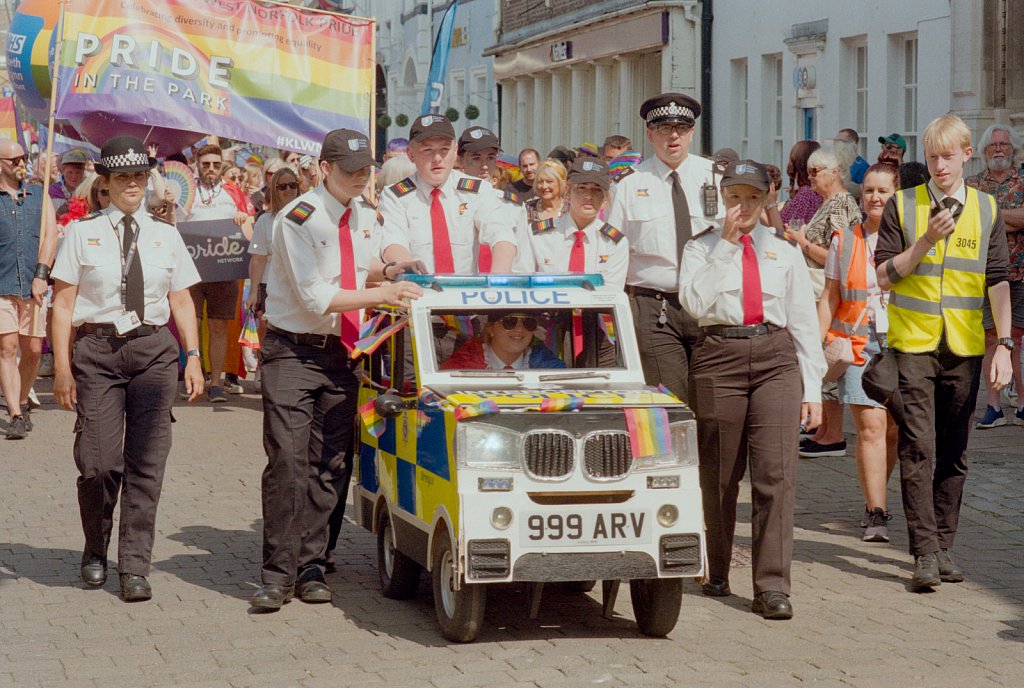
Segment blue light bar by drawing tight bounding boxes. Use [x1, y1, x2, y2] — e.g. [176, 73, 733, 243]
[402, 273, 605, 289]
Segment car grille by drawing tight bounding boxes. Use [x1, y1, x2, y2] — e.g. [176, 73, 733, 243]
[524, 432, 575, 479]
[583, 432, 634, 479]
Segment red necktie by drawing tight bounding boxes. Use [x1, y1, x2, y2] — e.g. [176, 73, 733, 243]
[338, 208, 359, 351]
[430, 188, 455, 274]
[567, 229, 587, 355]
[739, 234, 764, 325]
[568, 230, 586, 273]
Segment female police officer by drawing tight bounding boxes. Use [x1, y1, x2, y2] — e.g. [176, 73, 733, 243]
[679, 160, 825, 620]
[50, 136, 204, 602]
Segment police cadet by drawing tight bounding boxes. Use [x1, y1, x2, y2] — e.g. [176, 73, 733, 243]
[607, 93, 725, 399]
[679, 160, 825, 620]
[457, 125, 534, 273]
[252, 129, 423, 611]
[529, 156, 628, 291]
[380, 114, 518, 274]
[49, 136, 204, 602]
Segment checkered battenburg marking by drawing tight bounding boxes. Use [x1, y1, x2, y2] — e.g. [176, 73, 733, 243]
[645, 102, 694, 122]
[101, 150, 150, 169]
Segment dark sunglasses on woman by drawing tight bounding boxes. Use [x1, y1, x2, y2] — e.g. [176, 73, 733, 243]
[500, 316, 538, 332]
[276, 182, 299, 191]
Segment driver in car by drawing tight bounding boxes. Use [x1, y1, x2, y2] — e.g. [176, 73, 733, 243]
[441, 311, 566, 370]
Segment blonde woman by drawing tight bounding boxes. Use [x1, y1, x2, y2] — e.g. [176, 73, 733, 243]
[245, 167, 301, 315]
[525, 160, 569, 223]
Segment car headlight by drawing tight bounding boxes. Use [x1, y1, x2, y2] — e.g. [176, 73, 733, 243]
[634, 419, 698, 469]
[457, 423, 521, 468]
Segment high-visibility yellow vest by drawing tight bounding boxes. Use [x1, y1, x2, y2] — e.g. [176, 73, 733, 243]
[888, 184, 996, 356]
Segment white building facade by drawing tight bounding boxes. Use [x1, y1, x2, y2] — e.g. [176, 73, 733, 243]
[711, 0, 1024, 174]
[487, 0, 708, 158]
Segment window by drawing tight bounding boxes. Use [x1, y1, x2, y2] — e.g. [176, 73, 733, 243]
[731, 59, 749, 156]
[450, 70, 465, 110]
[855, 44, 868, 158]
[902, 37, 918, 160]
[762, 54, 784, 169]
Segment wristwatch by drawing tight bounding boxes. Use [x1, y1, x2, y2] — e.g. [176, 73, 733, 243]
[997, 337, 1015, 353]
[186, 348, 202, 359]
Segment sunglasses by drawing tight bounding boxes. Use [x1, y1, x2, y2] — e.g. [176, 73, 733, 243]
[199, 161, 221, 168]
[0, 155, 26, 165]
[497, 315, 538, 332]
[276, 182, 299, 191]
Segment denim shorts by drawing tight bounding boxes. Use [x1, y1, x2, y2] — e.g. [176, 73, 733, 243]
[840, 325, 885, 408]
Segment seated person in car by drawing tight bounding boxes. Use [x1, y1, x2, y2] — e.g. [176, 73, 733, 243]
[441, 311, 566, 370]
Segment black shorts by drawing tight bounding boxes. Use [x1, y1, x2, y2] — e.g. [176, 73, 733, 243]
[189, 280, 241, 320]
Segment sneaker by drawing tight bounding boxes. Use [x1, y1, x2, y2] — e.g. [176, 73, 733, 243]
[1014, 407, 1024, 427]
[862, 508, 891, 542]
[38, 352, 54, 377]
[860, 506, 871, 528]
[6, 415, 27, 440]
[937, 549, 964, 582]
[911, 552, 941, 591]
[224, 374, 244, 394]
[798, 439, 847, 458]
[22, 408, 32, 433]
[26, 388, 40, 409]
[799, 423, 814, 439]
[208, 386, 227, 403]
[976, 405, 1006, 429]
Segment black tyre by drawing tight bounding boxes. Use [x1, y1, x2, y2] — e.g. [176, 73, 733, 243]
[376, 507, 421, 599]
[563, 580, 597, 593]
[431, 528, 486, 642]
[629, 578, 682, 637]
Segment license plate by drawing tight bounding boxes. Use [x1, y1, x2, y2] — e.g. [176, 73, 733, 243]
[520, 509, 650, 547]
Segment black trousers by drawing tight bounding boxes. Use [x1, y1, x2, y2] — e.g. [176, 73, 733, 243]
[629, 289, 702, 400]
[688, 328, 803, 596]
[259, 331, 358, 585]
[72, 327, 178, 576]
[893, 343, 982, 556]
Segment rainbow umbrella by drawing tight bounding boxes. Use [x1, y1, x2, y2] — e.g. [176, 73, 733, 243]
[238, 308, 261, 350]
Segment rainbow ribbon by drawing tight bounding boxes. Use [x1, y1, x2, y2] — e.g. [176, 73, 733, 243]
[360, 313, 385, 340]
[539, 396, 585, 412]
[623, 407, 672, 458]
[453, 399, 500, 421]
[418, 388, 445, 407]
[359, 399, 386, 439]
[350, 317, 409, 359]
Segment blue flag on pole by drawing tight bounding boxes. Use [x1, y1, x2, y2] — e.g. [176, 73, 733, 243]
[420, 1, 459, 115]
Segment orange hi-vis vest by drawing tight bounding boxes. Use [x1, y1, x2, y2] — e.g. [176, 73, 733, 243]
[826, 224, 871, 365]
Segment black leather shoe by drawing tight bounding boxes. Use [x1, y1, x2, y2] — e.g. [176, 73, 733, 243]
[250, 584, 294, 610]
[119, 574, 152, 602]
[701, 576, 731, 597]
[297, 578, 332, 604]
[911, 552, 941, 590]
[937, 550, 964, 583]
[80, 553, 107, 587]
[752, 591, 793, 620]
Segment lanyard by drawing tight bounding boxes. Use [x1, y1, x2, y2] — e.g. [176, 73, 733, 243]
[110, 216, 140, 313]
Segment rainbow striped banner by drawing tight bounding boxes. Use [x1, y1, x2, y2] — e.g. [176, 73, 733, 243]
[55, 0, 373, 153]
[538, 396, 585, 413]
[623, 407, 672, 458]
[0, 96, 20, 145]
[350, 317, 408, 359]
[359, 399, 385, 439]
[453, 399, 500, 421]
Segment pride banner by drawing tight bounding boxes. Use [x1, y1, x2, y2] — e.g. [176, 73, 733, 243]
[54, 0, 373, 153]
[0, 96, 21, 144]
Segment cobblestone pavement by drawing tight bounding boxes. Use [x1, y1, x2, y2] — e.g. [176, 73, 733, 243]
[1, 380, 1022, 688]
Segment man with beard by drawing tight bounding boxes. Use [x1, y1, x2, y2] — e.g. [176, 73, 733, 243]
[967, 124, 1024, 428]
[878, 133, 906, 168]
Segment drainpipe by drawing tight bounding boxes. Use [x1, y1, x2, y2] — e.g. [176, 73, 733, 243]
[701, 0, 713, 155]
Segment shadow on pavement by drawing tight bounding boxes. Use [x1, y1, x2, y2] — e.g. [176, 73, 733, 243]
[159, 521, 263, 601]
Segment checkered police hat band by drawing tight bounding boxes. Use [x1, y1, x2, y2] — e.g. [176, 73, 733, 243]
[646, 103, 695, 123]
[101, 151, 150, 169]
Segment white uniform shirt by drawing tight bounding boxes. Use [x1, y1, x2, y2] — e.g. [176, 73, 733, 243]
[607, 154, 725, 291]
[265, 183, 382, 335]
[488, 185, 535, 274]
[528, 214, 629, 291]
[183, 182, 238, 222]
[483, 343, 528, 370]
[678, 223, 826, 403]
[248, 212, 274, 283]
[51, 206, 200, 326]
[379, 170, 517, 273]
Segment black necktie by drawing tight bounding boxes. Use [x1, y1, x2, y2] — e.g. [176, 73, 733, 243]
[121, 215, 145, 322]
[941, 197, 962, 221]
[669, 170, 692, 267]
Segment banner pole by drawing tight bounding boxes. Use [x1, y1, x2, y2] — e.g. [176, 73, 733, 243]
[40, 0, 67, 205]
[369, 19, 377, 204]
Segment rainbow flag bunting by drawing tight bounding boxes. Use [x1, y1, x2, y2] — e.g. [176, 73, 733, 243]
[418, 388, 445, 407]
[238, 308, 261, 350]
[440, 314, 475, 337]
[539, 396, 585, 413]
[360, 313, 385, 340]
[453, 399, 500, 421]
[350, 318, 409, 359]
[359, 399, 386, 438]
[623, 408, 672, 458]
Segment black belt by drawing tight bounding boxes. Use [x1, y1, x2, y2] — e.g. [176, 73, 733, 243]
[79, 323, 163, 339]
[267, 325, 339, 349]
[627, 285, 680, 304]
[701, 323, 781, 339]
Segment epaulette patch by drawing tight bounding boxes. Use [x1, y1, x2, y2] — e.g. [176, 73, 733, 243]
[775, 227, 799, 247]
[692, 225, 716, 240]
[599, 223, 624, 243]
[285, 201, 316, 225]
[456, 177, 482, 193]
[79, 210, 102, 222]
[502, 189, 521, 204]
[611, 166, 635, 183]
[390, 177, 416, 197]
[531, 219, 555, 235]
[149, 213, 174, 226]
